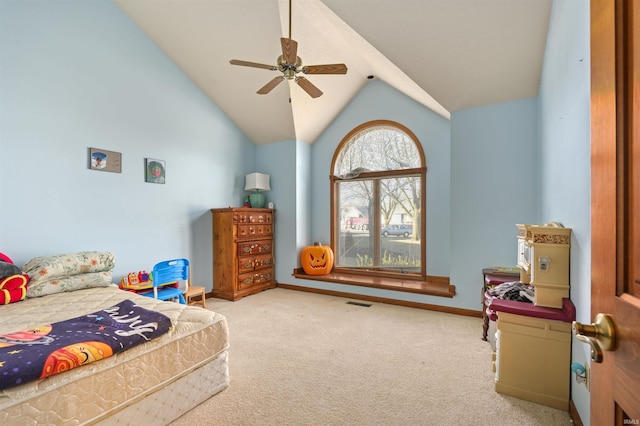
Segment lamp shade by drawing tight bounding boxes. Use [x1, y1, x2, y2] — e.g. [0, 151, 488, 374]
[245, 173, 271, 192]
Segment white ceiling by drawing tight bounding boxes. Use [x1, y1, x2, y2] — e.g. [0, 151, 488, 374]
[114, 0, 552, 145]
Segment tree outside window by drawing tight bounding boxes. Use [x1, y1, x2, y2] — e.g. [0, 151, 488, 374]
[330, 120, 426, 280]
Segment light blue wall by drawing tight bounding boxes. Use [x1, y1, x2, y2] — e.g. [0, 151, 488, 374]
[450, 98, 539, 310]
[538, 0, 591, 423]
[253, 139, 313, 285]
[267, 81, 543, 314]
[0, 0, 256, 290]
[254, 140, 299, 284]
[277, 79, 462, 307]
[295, 140, 312, 268]
[308, 80, 452, 277]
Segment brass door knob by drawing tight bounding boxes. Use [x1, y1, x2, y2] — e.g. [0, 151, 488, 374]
[572, 313, 616, 363]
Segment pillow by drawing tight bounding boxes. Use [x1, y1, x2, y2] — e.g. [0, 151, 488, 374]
[22, 251, 115, 286]
[26, 271, 113, 298]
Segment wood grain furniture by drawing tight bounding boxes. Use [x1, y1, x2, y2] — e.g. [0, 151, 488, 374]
[211, 208, 276, 301]
[481, 268, 519, 340]
[185, 266, 206, 308]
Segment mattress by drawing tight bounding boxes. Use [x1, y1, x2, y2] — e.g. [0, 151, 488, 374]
[0, 285, 230, 425]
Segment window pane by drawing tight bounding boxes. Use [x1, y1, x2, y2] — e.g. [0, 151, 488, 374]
[380, 176, 421, 272]
[337, 180, 373, 267]
[331, 120, 425, 279]
[334, 126, 420, 176]
[336, 176, 421, 272]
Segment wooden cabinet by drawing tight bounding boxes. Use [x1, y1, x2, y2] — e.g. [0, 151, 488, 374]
[211, 208, 276, 301]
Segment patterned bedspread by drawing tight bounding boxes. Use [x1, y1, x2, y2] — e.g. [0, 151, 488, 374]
[0, 299, 171, 391]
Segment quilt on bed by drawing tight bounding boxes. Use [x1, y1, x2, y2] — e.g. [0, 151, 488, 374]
[0, 299, 171, 391]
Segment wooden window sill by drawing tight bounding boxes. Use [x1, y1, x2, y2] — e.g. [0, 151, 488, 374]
[291, 268, 455, 298]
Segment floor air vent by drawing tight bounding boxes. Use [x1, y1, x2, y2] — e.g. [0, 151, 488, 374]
[346, 301, 372, 307]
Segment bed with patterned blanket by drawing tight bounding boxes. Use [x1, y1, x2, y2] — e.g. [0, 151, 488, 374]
[0, 252, 229, 425]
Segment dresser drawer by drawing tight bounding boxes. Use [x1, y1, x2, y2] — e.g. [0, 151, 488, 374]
[237, 241, 272, 255]
[234, 212, 273, 225]
[237, 254, 272, 274]
[254, 268, 273, 285]
[237, 224, 272, 238]
[253, 254, 273, 271]
[237, 268, 274, 290]
[238, 257, 255, 274]
[237, 272, 256, 290]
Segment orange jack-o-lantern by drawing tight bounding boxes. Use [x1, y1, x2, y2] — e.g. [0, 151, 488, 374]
[301, 243, 334, 275]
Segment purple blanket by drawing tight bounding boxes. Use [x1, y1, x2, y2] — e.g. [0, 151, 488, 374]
[0, 299, 172, 391]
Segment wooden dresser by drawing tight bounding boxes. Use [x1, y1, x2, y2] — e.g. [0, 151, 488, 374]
[211, 208, 276, 301]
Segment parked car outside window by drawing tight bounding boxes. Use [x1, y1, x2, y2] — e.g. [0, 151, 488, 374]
[381, 224, 413, 237]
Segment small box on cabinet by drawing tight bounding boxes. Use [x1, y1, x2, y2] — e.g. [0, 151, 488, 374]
[516, 223, 571, 308]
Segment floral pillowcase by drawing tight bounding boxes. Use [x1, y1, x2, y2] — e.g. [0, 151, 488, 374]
[22, 251, 115, 298]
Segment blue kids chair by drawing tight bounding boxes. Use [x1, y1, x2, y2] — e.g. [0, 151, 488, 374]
[141, 259, 188, 304]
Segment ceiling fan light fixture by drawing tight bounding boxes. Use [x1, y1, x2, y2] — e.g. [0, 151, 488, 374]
[228, 1, 347, 98]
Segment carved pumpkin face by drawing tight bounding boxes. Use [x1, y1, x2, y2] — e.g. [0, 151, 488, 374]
[301, 244, 334, 275]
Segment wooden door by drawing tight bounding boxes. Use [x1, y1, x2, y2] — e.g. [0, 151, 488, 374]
[590, 0, 640, 424]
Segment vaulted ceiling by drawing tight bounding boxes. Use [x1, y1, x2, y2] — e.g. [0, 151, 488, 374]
[114, 0, 552, 145]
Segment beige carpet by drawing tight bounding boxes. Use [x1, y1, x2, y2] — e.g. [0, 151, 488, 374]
[170, 288, 572, 426]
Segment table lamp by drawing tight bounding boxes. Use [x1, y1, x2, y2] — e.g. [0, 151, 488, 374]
[245, 172, 270, 208]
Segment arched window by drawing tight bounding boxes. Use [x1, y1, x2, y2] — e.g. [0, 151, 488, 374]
[330, 120, 426, 280]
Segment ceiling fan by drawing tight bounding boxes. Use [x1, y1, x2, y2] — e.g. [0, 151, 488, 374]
[229, 0, 348, 98]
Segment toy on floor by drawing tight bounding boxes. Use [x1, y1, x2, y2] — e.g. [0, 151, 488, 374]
[119, 270, 178, 294]
[119, 271, 151, 291]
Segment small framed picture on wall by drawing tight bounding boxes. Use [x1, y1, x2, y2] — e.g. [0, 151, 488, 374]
[145, 158, 166, 184]
[89, 148, 122, 173]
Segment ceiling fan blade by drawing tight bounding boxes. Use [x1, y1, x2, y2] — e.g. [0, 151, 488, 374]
[257, 76, 285, 95]
[301, 64, 348, 75]
[296, 76, 323, 98]
[230, 59, 277, 71]
[281, 37, 298, 64]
